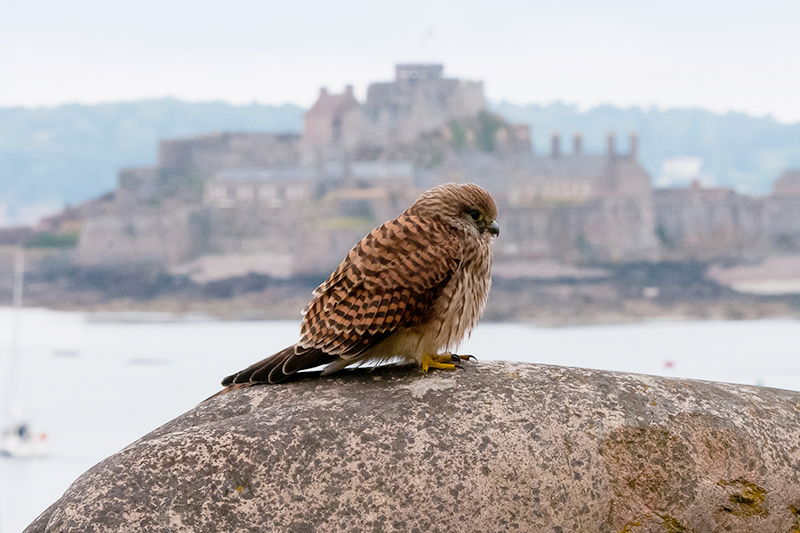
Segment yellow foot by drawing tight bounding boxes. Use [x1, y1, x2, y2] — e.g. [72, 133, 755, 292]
[420, 353, 463, 373]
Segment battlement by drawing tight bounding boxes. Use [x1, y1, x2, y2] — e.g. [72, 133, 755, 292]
[395, 64, 444, 81]
[545, 132, 639, 160]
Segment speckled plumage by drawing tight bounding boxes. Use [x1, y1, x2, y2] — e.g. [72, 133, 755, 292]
[221, 182, 498, 386]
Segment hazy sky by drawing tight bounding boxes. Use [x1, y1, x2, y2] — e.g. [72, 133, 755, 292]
[2, 0, 799, 122]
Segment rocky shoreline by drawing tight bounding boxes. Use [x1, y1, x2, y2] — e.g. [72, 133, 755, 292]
[10, 261, 799, 325]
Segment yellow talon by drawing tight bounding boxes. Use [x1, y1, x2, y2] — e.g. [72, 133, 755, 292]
[430, 353, 454, 363]
[421, 354, 457, 373]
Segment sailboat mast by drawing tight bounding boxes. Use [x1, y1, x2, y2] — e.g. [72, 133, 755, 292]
[13, 246, 23, 308]
[2, 247, 24, 421]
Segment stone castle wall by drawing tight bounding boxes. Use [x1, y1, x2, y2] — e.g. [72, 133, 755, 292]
[158, 133, 301, 175]
[77, 199, 202, 268]
[654, 184, 800, 260]
[69, 64, 800, 276]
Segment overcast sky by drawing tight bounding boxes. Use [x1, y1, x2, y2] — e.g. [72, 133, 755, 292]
[2, 0, 799, 122]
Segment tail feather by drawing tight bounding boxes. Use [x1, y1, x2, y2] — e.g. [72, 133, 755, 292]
[281, 346, 335, 375]
[221, 345, 337, 386]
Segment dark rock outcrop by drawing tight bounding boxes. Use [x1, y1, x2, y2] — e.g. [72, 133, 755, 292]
[26, 361, 800, 532]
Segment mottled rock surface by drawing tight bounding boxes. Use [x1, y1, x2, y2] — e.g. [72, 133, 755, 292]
[26, 361, 800, 533]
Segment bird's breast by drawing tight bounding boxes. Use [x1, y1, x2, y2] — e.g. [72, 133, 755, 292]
[430, 238, 493, 352]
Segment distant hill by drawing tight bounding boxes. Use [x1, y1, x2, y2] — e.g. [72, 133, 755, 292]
[1, 98, 799, 222]
[492, 101, 800, 194]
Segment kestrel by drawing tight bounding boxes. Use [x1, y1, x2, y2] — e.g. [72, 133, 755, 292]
[221, 182, 499, 386]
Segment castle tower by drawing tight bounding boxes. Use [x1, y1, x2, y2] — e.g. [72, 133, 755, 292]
[360, 64, 487, 145]
[395, 64, 444, 81]
[302, 85, 361, 147]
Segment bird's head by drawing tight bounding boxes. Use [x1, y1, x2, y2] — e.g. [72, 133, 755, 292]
[409, 183, 499, 238]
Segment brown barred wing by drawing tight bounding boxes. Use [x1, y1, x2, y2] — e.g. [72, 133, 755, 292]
[299, 215, 462, 357]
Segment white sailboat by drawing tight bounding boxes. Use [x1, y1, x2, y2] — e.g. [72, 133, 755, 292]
[0, 247, 47, 458]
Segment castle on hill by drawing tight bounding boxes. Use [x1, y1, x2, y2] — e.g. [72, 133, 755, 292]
[72, 64, 800, 281]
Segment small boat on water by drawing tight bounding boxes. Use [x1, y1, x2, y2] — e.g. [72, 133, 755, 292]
[1, 247, 48, 459]
[0, 420, 48, 458]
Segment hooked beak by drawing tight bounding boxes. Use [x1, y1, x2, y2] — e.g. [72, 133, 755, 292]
[486, 220, 500, 236]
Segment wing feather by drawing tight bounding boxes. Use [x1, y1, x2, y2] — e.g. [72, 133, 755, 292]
[298, 214, 461, 357]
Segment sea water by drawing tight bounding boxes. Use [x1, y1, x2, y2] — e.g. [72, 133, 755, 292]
[0, 308, 798, 532]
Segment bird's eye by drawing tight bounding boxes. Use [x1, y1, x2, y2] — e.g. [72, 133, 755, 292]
[469, 210, 482, 221]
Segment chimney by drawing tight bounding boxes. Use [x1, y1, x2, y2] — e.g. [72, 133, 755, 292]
[551, 132, 560, 158]
[529, 126, 534, 154]
[573, 133, 583, 155]
[345, 85, 354, 97]
[607, 132, 616, 158]
[319, 87, 329, 98]
[629, 132, 638, 160]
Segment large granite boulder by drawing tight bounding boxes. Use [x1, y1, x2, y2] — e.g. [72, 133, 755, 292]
[26, 361, 800, 533]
